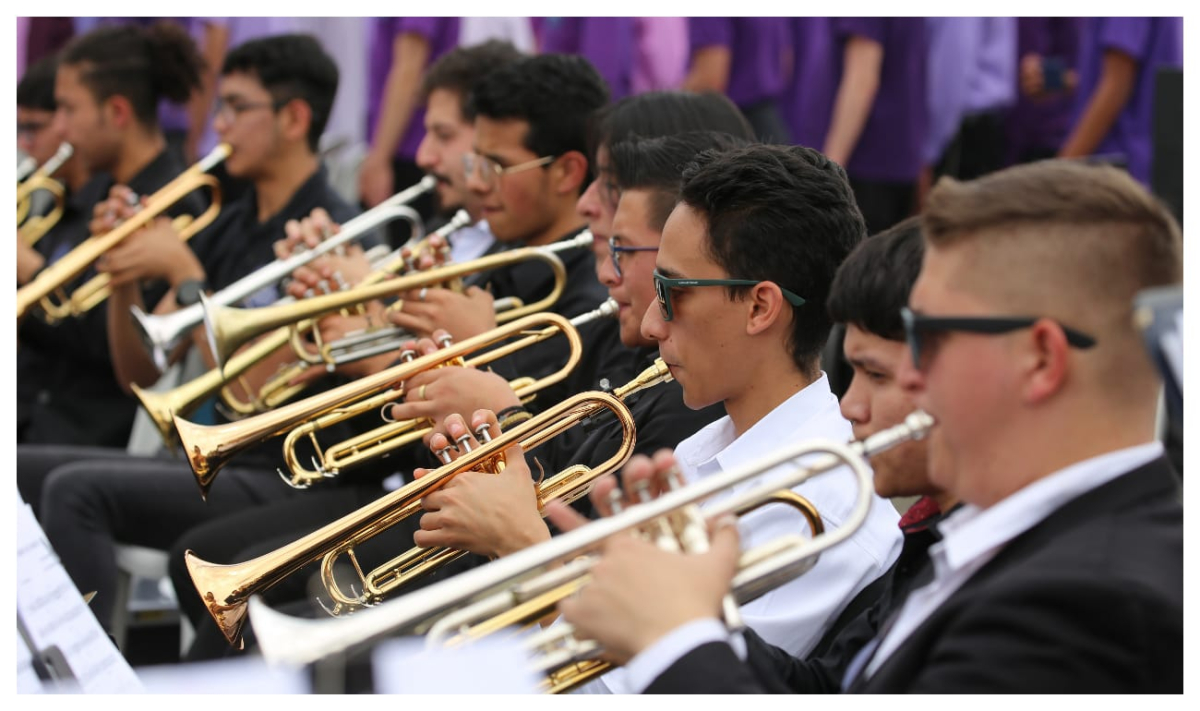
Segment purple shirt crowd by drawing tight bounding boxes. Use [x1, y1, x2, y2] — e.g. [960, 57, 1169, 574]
[20, 16, 1183, 192]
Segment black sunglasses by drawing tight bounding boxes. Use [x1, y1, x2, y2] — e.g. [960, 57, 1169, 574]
[900, 307, 1097, 369]
[653, 270, 806, 322]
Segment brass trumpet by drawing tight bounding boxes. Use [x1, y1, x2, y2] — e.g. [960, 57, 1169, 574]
[203, 231, 593, 370]
[174, 311, 583, 499]
[130, 176, 436, 373]
[16, 143, 229, 322]
[184, 354, 666, 649]
[245, 412, 936, 675]
[277, 298, 617, 490]
[17, 143, 73, 246]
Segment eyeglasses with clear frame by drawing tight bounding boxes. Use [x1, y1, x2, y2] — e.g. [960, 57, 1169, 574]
[462, 153, 557, 188]
[608, 236, 658, 279]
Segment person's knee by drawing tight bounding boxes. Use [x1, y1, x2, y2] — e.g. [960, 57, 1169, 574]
[40, 464, 104, 525]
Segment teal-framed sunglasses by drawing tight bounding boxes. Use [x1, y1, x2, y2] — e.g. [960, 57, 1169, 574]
[653, 269, 807, 322]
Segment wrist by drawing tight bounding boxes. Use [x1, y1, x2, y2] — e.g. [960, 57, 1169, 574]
[494, 520, 551, 558]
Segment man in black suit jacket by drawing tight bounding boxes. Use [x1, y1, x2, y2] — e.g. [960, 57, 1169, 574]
[549, 159, 1183, 693]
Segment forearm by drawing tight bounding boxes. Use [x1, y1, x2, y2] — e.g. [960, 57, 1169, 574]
[823, 37, 883, 166]
[107, 283, 163, 391]
[369, 34, 430, 161]
[682, 47, 731, 93]
[1059, 52, 1136, 158]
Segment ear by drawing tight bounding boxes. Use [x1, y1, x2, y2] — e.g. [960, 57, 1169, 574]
[1022, 319, 1071, 404]
[104, 94, 134, 129]
[277, 98, 312, 146]
[552, 150, 589, 196]
[745, 282, 786, 337]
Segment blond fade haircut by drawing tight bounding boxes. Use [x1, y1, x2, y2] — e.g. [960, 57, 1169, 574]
[923, 160, 1182, 402]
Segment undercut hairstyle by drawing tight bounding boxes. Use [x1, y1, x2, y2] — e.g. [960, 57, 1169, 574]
[827, 216, 924, 342]
[18, 54, 59, 111]
[421, 40, 524, 121]
[611, 131, 752, 232]
[591, 91, 755, 163]
[467, 53, 609, 169]
[61, 22, 203, 128]
[924, 160, 1182, 400]
[679, 144, 867, 376]
[222, 34, 339, 152]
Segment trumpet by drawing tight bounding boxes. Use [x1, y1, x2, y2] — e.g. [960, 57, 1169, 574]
[17, 143, 73, 246]
[184, 354, 667, 648]
[16, 144, 228, 322]
[131, 175, 436, 372]
[175, 311, 582, 499]
[203, 231, 593, 371]
[277, 298, 617, 490]
[245, 412, 936, 675]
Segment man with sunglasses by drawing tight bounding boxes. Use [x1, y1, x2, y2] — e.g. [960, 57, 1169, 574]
[553, 159, 1183, 693]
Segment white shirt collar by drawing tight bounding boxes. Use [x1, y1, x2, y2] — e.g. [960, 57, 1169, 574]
[677, 372, 845, 478]
[934, 441, 1164, 573]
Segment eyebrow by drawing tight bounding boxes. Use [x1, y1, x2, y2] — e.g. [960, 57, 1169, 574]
[846, 354, 893, 373]
[655, 264, 682, 279]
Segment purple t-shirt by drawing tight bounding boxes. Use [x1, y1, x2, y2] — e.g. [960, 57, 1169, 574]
[1004, 18, 1084, 164]
[367, 17, 460, 161]
[689, 17, 789, 108]
[1070, 17, 1182, 186]
[784, 17, 838, 150]
[540, 17, 634, 100]
[831, 17, 927, 183]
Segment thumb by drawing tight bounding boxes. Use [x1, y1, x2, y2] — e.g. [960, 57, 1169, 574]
[707, 515, 742, 574]
[545, 500, 590, 533]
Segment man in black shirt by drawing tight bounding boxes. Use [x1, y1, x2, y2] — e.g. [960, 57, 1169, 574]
[22, 34, 360, 638]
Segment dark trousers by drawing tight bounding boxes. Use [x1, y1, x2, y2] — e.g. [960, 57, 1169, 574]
[935, 109, 1008, 181]
[19, 443, 295, 633]
[847, 177, 917, 236]
[741, 99, 794, 145]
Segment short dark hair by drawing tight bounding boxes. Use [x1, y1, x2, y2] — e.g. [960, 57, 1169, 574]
[611, 131, 752, 232]
[591, 91, 754, 162]
[467, 53, 609, 169]
[827, 216, 924, 341]
[62, 22, 203, 127]
[18, 54, 59, 111]
[221, 34, 339, 153]
[421, 39, 524, 121]
[679, 144, 867, 376]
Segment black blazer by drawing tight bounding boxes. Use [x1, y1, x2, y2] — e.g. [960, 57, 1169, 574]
[647, 456, 1182, 694]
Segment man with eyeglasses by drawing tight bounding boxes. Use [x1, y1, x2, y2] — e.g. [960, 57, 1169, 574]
[21, 33, 368, 639]
[552, 159, 1183, 693]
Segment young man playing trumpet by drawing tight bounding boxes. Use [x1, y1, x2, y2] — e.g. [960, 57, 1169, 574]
[555, 160, 1183, 693]
[22, 33, 362, 641]
[425, 142, 904, 695]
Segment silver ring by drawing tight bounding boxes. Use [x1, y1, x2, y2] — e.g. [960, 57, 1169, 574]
[418, 287, 429, 302]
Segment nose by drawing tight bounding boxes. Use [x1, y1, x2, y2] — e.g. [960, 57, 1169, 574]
[839, 373, 869, 426]
[465, 166, 490, 196]
[50, 109, 68, 139]
[640, 298, 666, 342]
[896, 348, 925, 398]
[415, 135, 435, 171]
[596, 245, 620, 288]
[213, 109, 232, 137]
[576, 178, 601, 222]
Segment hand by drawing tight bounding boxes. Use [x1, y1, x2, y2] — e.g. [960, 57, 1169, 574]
[95, 216, 204, 287]
[89, 185, 141, 236]
[386, 331, 522, 441]
[297, 309, 392, 380]
[550, 508, 741, 665]
[414, 411, 550, 558]
[358, 152, 394, 209]
[386, 285, 496, 342]
[1020, 53, 1045, 97]
[17, 240, 45, 285]
[558, 449, 679, 523]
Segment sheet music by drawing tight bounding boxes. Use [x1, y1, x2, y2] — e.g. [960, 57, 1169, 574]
[372, 635, 540, 693]
[16, 500, 144, 693]
[136, 657, 310, 694]
[17, 635, 47, 694]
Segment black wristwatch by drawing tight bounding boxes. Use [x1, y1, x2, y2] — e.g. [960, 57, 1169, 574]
[175, 278, 209, 307]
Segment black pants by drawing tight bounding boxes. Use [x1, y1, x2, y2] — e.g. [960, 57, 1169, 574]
[19, 443, 296, 633]
[935, 109, 1008, 181]
[847, 177, 917, 236]
[741, 99, 794, 145]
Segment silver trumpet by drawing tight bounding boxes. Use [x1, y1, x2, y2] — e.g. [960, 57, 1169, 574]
[247, 411, 936, 671]
[130, 175, 437, 372]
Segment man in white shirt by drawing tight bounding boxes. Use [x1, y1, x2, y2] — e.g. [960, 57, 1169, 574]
[553, 159, 1183, 693]
[548, 143, 903, 692]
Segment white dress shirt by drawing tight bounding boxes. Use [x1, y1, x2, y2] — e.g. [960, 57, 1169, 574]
[449, 219, 496, 265]
[862, 440, 1164, 679]
[580, 373, 903, 693]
